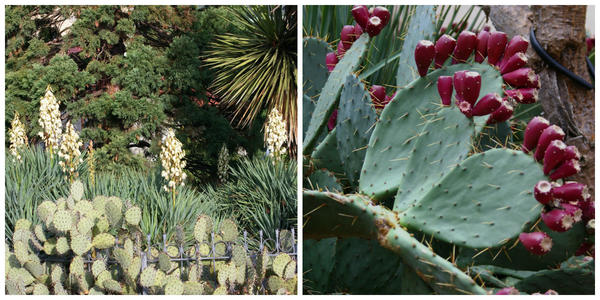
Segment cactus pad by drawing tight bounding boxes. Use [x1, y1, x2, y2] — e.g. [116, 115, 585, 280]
[92, 233, 115, 249]
[125, 206, 142, 226]
[71, 180, 85, 202]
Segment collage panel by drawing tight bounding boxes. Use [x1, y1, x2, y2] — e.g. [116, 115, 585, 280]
[302, 5, 595, 295]
[5, 5, 297, 295]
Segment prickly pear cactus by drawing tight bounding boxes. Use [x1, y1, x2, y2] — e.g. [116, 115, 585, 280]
[303, 6, 593, 295]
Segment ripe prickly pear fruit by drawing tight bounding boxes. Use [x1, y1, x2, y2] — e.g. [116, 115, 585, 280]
[496, 287, 520, 295]
[519, 231, 552, 255]
[351, 5, 370, 29]
[370, 85, 386, 108]
[453, 70, 467, 101]
[486, 99, 513, 124]
[549, 159, 580, 181]
[542, 208, 574, 232]
[456, 99, 473, 118]
[510, 87, 538, 104]
[561, 202, 583, 222]
[327, 109, 338, 131]
[337, 41, 347, 59]
[414, 40, 435, 77]
[500, 52, 528, 75]
[501, 35, 529, 66]
[543, 140, 568, 174]
[552, 182, 588, 202]
[522, 116, 550, 153]
[475, 30, 490, 63]
[534, 180, 553, 205]
[365, 16, 384, 37]
[434, 34, 457, 68]
[575, 241, 594, 256]
[504, 89, 524, 103]
[354, 23, 364, 37]
[579, 200, 594, 221]
[534, 125, 565, 161]
[340, 25, 357, 48]
[437, 76, 453, 106]
[452, 31, 477, 64]
[371, 6, 390, 27]
[487, 31, 508, 66]
[564, 145, 581, 160]
[326, 52, 338, 72]
[460, 71, 481, 105]
[472, 93, 502, 116]
[502, 68, 538, 88]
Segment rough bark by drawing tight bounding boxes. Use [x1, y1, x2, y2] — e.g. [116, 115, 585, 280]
[488, 5, 594, 198]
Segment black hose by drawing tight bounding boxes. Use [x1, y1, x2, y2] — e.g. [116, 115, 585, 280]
[530, 28, 594, 90]
[586, 56, 595, 80]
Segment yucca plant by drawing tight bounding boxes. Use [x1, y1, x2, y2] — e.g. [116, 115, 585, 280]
[204, 5, 297, 154]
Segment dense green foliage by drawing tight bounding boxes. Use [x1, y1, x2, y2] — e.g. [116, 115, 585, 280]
[5, 5, 262, 182]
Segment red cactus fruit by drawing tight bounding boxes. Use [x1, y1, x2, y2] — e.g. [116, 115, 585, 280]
[522, 116, 550, 153]
[502, 35, 529, 64]
[351, 5, 370, 29]
[552, 182, 588, 202]
[456, 99, 473, 118]
[460, 71, 481, 105]
[542, 208, 574, 232]
[434, 34, 457, 68]
[543, 140, 568, 174]
[500, 52, 528, 75]
[452, 70, 467, 101]
[327, 109, 338, 131]
[487, 31, 508, 66]
[534, 125, 565, 161]
[452, 31, 478, 64]
[475, 30, 490, 63]
[561, 202, 583, 223]
[534, 180, 554, 205]
[370, 85, 386, 108]
[337, 41, 347, 59]
[371, 6, 390, 27]
[486, 100, 513, 124]
[549, 159, 580, 181]
[579, 200, 595, 221]
[482, 25, 491, 32]
[513, 87, 538, 104]
[340, 25, 357, 48]
[365, 16, 384, 37]
[326, 52, 338, 72]
[575, 242, 594, 256]
[472, 93, 502, 116]
[414, 40, 435, 77]
[496, 287, 520, 295]
[437, 76, 453, 106]
[564, 145, 581, 161]
[502, 68, 538, 88]
[504, 89, 524, 103]
[586, 36, 595, 54]
[519, 232, 552, 255]
[544, 290, 559, 295]
[354, 23, 364, 38]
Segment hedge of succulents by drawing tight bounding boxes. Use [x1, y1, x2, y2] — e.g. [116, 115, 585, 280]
[5, 180, 297, 295]
[303, 5, 594, 295]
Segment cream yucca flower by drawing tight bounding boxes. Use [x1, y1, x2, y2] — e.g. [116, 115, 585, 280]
[9, 112, 29, 162]
[265, 108, 287, 158]
[160, 128, 187, 192]
[38, 86, 62, 152]
[58, 121, 83, 180]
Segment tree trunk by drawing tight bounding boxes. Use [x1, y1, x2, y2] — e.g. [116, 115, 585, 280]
[488, 5, 595, 198]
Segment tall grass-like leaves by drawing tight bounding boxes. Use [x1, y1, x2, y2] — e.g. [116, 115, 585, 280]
[204, 6, 297, 153]
[211, 155, 297, 249]
[5, 146, 85, 242]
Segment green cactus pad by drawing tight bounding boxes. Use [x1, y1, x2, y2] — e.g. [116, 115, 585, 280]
[231, 244, 246, 267]
[52, 210, 73, 232]
[360, 63, 504, 202]
[154, 269, 166, 287]
[50, 264, 66, 284]
[303, 37, 331, 99]
[283, 260, 296, 280]
[309, 128, 345, 177]
[37, 201, 57, 224]
[303, 238, 337, 293]
[128, 256, 142, 278]
[43, 238, 57, 255]
[71, 234, 91, 255]
[279, 229, 295, 252]
[55, 236, 70, 255]
[125, 206, 142, 226]
[15, 218, 32, 231]
[74, 200, 94, 215]
[165, 276, 184, 295]
[103, 279, 123, 294]
[273, 253, 292, 278]
[96, 269, 112, 288]
[5, 277, 26, 295]
[213, 286, 227, 295]
[113, 248, 132, 269]
[219, 218, 238, 242]
[336, 74, 378, 188]
[267, 275, 286, 293]
[92, 260, 106, 278]
[70, 256, 85, 276]
[33, 224, 47, 242]
[140, 267, 156, 288]
[514, 256, 594, 294]
[306, 169, 343, 193]
[183, 281, 204, 295]
[95, 216, 110, 233]
[71, 180, 85, 202]
[395, 5, 438, 88]
[92, 233, 115, 249]
[401, 149, 545, 249]
[158, 253, 171, 272]
[24, 260, 45, 280]
[193, 215, 212, 243]
[32, 283, 50, 295]
[105, 197, 123, 228]
[304, 33, 370, 154]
